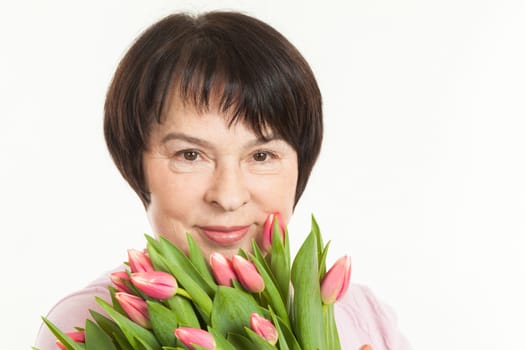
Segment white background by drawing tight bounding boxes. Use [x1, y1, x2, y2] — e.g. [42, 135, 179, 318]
[1, 0, 524, 349]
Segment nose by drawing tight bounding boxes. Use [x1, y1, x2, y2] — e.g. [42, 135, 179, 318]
[204, 162, 250, 211]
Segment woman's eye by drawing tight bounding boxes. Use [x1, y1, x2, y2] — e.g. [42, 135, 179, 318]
[253, 151, 278, 162]
[253, 151, 269, 161]
[182, 150, 199, 161]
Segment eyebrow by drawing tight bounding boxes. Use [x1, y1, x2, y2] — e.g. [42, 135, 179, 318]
[161, 132, 282, 149]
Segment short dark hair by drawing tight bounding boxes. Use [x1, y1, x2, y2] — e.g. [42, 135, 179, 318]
[104, 11, 323, 208]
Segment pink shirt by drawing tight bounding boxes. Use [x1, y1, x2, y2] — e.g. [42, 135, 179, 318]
[35, 266, 411, 349]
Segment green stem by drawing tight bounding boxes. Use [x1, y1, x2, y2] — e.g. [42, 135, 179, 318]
[322, 303, 341, 350]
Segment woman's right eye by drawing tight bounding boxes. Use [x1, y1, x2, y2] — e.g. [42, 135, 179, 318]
[168, 149, 209, 173]
[181, 150, 199, 161]
[171, 149, 202, 162]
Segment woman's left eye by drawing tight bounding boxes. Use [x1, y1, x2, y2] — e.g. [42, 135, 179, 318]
[253, 151, 269, 161]
[252, 150, 279, 162]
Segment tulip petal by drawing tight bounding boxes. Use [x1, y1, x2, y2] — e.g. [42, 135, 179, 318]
[209, 252, 237, 287]
[250, 313, 278, 345]
[110, 271, 133, 294]
[262, 212, 286, 252]
[320, 255, 351, 304]
[175, 327, 216, 350]
[128, 249, 154, 273]
[231, 255, 265, 293]
[131, 271, 177, 299]
[115, 292, 151, 328]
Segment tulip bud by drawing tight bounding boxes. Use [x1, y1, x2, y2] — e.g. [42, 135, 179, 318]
[360, 345, 374, 350]
[209, 252, 237, 286]
[110, 271, 133, 293]
[55, 331, 85, 350]
[250, 312, 278, 345]
[231, 255, 265, 293]
[128, 249, 154, 273]
[174, 327, 216, 350]
[130, 271, 177, 299]
[115, 292, 151, 328]
[320, 255, 351, 304]
[262, 212, 286, 252]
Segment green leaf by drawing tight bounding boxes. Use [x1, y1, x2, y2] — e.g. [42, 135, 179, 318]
[236, 248, 249, 259]
[161, 236, 216, 295]
[165, 294, 201, 328]
[226, 333, 255, 348]
[186, 233, 217, 288]
[135, 335, 156, 350]
[96, 297, 161, 350]
[207, 326, 237, 350]
[113, 330, 136, 350]
[251, 241, 278, 288]
[244, 327, 277, 350]
[291, 231, 323, 350]
[145, 235, 170, 273]
[89, 309, 132, 349]
[318, 241, 331, 281]
[90, 310, 134, 350]
[250, 254, 290, 328]
[148, 301, 179, 346]
[210, 286, 266, 337]
[270, 219, 291, 302]
[41, 317, 84, 350]
[267, 311, 289, 350]
[269, 308, 301, 350]
[311, 214, 323, 257]
[85, 319, 117, 350]
[108, 285, 127, 316]
[157, 237, 214, 316]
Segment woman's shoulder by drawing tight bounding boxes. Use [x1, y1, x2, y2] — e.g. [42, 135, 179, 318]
[335, 283, 412, 350]
[34, 265, 125, 350]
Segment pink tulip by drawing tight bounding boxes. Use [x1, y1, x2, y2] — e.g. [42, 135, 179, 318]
[55, 331, 85, 350]
[110, 271, 133, 293]
[130, 271, 177, 299]
[262, 212, 286, 252]
[320, 255, 351, 304]
[231, 255, 265, 293]
[209, 252, 237, 286]
[128, 249, 154, 273]
[250, 312, 278, 345]
[115, 292, 151, 328]
[174, 327, 216, 350]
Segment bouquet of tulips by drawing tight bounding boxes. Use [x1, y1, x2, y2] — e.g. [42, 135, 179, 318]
[41, 214, 352, 350]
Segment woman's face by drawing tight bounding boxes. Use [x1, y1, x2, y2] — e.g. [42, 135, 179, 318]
[144, 99, 298, 258]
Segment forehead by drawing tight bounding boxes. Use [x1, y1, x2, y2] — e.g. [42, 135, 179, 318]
[156, 87, 275, 140]
[149, 101, 274, 150]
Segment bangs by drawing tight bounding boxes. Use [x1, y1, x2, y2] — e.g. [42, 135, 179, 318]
[154, 26, 300, 141]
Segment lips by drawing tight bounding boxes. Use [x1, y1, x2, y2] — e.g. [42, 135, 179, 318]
[199, 225, 251, 246]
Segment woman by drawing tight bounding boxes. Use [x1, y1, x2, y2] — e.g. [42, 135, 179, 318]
[35, 11, 411, 349]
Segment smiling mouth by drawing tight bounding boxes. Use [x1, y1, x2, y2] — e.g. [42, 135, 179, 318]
[199, 225, 250, 246]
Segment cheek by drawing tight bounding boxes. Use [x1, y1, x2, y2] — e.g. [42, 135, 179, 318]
[146, 160, 206, 213]
[249, 169, 298, 216]
[155, 176, 206, 211]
